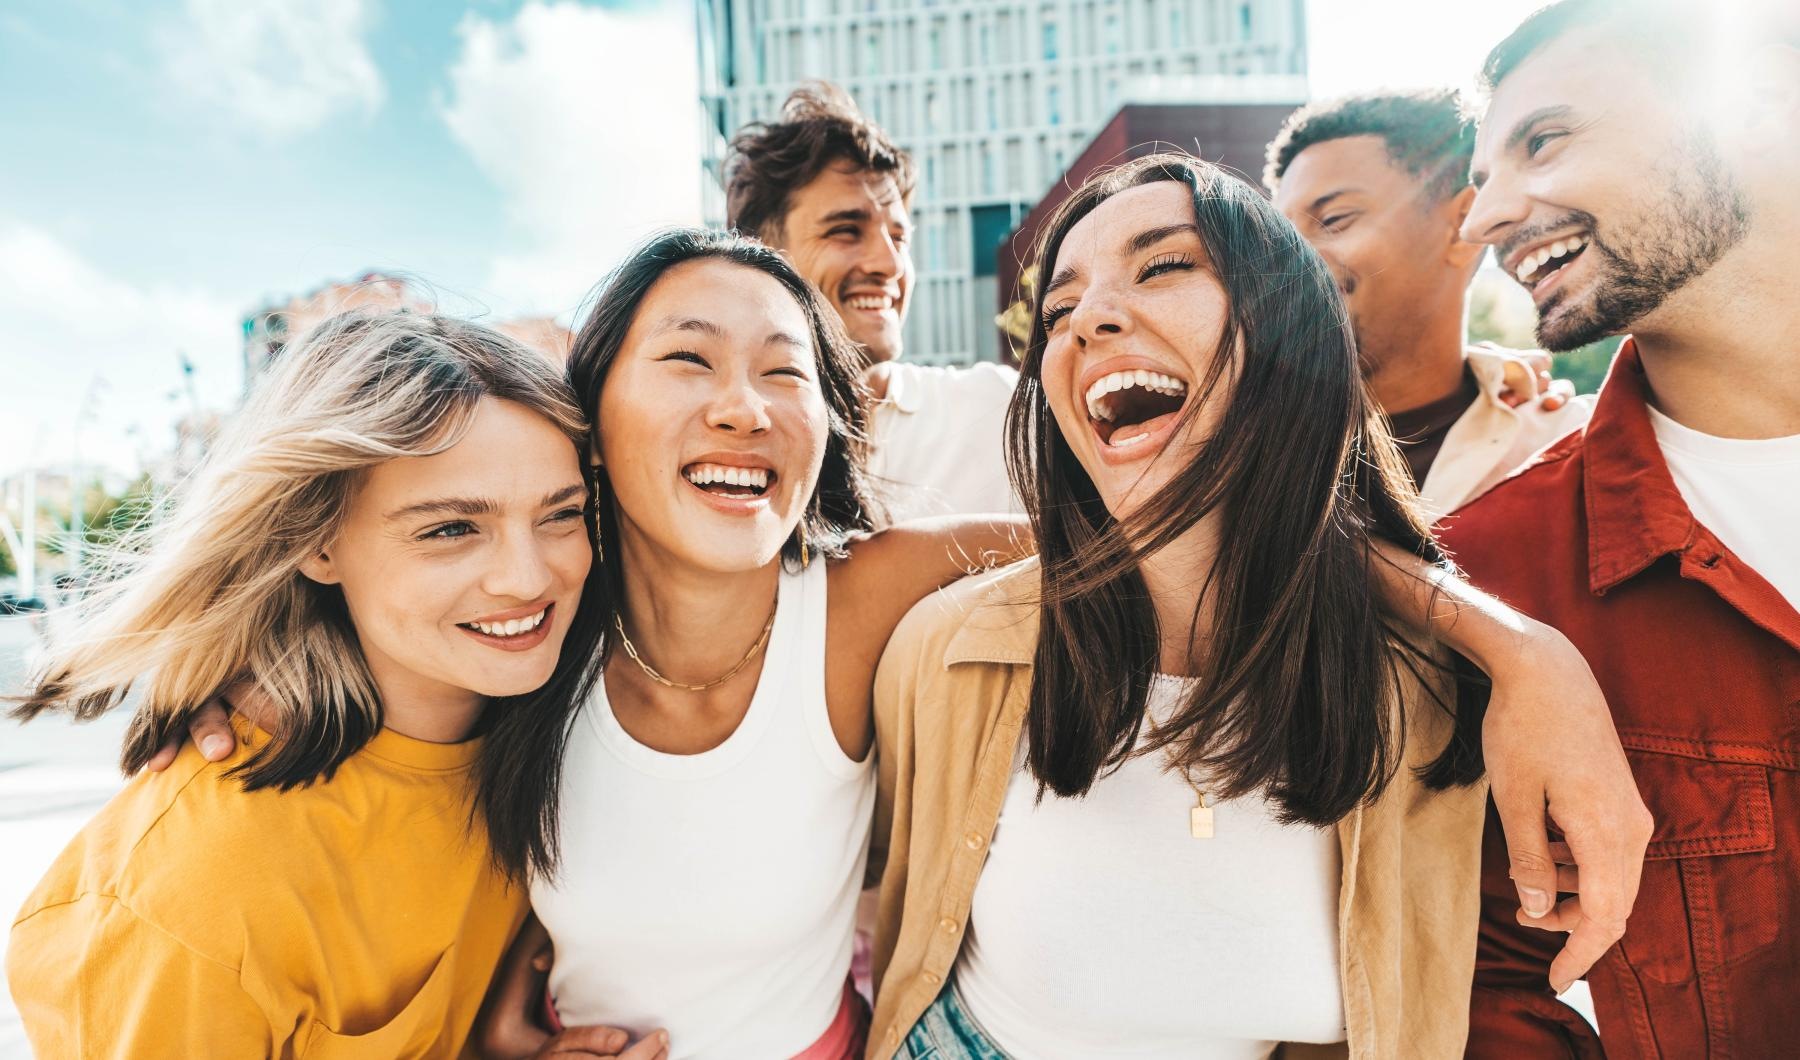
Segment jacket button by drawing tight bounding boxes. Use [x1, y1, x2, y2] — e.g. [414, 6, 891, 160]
[964, 832, 984, 850]
[939, 917, 959, 934]
[923, 970, 941, 986]
[885, 1027, 898, 1046]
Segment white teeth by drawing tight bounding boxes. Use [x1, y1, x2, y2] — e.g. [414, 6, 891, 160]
[683, 463, 771, 490]
[468, 607, 548, 638]
[1109, 432, 1151, 448]
[1083, 369, 1188, 422]
[846, 294, 892, 310]
[1516, 235, 1590, 284]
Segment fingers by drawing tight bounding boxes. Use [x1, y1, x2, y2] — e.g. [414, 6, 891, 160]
[1545, 810, 1645, 991]
[142, 735, 182, 774]
[614, 1030, 670, 1060]
[1551, 898, 1630, 996]
[1542, 378, 1576, 411]
[188, 700, 236, 761]
[535, 1026, 628, 1057]
[1493, 790, 1558, 921]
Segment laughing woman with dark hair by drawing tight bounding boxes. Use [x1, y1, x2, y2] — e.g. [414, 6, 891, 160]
[866, 154, 1573, 1059]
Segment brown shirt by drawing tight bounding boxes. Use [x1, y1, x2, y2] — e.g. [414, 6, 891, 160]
[866, 560, 1488, 1059]
[1388, 368, 1482, 488]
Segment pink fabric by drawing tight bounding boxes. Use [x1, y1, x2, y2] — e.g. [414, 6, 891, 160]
[542, 978, 868, 1059]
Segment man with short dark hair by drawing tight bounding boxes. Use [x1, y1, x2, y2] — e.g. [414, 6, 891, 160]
[1267, 90, 1591, 518]
[1444, 1, 1800, 1054]
[725, 83, 1017, 519]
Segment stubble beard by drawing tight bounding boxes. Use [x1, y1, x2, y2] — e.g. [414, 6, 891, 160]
[1535, 135, 1750, 352]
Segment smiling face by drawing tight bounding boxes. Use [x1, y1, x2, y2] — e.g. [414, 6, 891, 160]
[1275, 134, 1476, 375]
[1463, 27, 1751, 351]
[306, 397, 592, 713]
[777, 161, 914, 365]
[1037, 180, 1233, 519]
[596, 257, 829, 575]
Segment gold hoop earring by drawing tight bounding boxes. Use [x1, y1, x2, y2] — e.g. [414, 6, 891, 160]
[799, 535, 810, 569]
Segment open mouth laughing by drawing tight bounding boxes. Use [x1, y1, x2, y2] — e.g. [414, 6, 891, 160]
[682, 458, 778, 513]
[1083, 366, 1190, 454]
[1509, 232, 1591, 300]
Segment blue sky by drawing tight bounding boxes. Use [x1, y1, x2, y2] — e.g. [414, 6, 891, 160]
[1, 0, 700, 478]
[0, 0, 1542, 479]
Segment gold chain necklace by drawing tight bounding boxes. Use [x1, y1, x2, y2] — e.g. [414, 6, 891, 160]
[1148, 691, 1213, 839]
[612, 602, 777, 693]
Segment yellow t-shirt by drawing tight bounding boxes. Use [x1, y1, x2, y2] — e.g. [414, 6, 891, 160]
[6, 717, 528, 1058]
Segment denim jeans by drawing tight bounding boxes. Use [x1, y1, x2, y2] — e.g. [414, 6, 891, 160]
[902, 980, 1009, 1059]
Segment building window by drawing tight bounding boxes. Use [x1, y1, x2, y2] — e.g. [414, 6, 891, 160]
[979, 23, 992, 64]
[1239, 1, 1253, 40]
[1170, 4, 1184, 46]
[1104, 5, 1122, 54]
[929, 22, 944, 69]
[865, 27, 881, 74]
[1042, 15, 1058, 61]
[1047, 84, 1061, 125]
[982, 148, 996, 196]
[925, 89, 941, 132]
[986, 84, 998, 130]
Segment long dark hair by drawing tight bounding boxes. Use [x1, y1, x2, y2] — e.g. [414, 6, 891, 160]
[1008, 154, 1482, 824]
[479, 227, 882, 881]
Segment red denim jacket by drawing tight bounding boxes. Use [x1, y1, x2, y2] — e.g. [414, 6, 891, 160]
[1438, 340, 1800, 1058]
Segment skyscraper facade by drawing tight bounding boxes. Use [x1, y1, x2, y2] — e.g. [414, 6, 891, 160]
[698, 0, 1308, 365]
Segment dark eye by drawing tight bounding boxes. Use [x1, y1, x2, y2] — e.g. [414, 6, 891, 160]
[422, 521, 475, 541]
[891, 228, 912, 246]
[545, 506, 585, 525]
[767, 365, 810, 380]
[659, 350, 709, 368]
[1527, 130, 1566, 158]
[1320, 213, 1354, 232]
[1138, 252, 1195, 281]
[1040, 302, 1075, 332]
[828, 226, 859, 239]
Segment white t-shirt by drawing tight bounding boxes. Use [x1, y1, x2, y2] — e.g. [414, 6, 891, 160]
[866, 360, 1021, 521]
[953, 676, 1346, 1059]
[1648, 405, 1800, 610]
[531, 563, 874, 1059]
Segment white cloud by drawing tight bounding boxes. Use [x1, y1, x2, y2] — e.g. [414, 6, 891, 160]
[0, 221, 243, 478]
[441, 1, 702, 316]
[159, 0, 384, 135]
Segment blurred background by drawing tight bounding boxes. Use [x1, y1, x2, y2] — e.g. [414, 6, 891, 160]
[1, 1, 1604, 1049]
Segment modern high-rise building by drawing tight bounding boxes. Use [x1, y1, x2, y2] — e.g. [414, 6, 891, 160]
[698, 0, 1308, 365]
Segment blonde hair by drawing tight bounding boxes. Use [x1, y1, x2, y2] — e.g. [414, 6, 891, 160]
[13, 311, 592, 789]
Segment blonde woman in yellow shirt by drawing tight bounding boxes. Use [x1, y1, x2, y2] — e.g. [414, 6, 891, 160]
[5, 313, 660, 1059]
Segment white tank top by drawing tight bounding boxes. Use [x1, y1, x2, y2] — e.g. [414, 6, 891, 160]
[954, 675, 1345, 1059]
[532, 563, 874, 1059]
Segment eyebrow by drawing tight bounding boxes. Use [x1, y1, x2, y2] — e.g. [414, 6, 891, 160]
[1044, 222, 1202, 298]
[650, 316, 726, 341]
[1306, 189, 1358, 216]
[387, 482, 587, 522]
[1473, 105, 1576, 187]
[820, 208, 872, 226]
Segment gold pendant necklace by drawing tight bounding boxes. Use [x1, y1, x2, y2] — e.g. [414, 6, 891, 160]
[612, 601, 777, 693]
[1182, 773, 1215, 839]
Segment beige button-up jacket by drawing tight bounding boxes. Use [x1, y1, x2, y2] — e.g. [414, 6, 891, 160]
[867, 560, 1489, 1059]
[1419, 346, 1595, 520]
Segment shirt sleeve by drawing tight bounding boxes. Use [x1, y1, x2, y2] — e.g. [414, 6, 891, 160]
[8, 894, 276, 1059]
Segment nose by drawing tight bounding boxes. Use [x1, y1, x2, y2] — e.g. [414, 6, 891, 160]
[704, 373, 772, 434]
[481, 525, 556, 604]
[1460, 170, 1529, 248]
[859, 228, 904, 280]
[1069, 288, 1129, 349]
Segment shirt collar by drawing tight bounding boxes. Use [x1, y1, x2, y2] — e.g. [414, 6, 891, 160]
[1582, 338, 1702, 594]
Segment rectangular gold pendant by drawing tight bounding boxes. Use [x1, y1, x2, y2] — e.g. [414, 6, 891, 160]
[1190, 805, 1215, 839]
